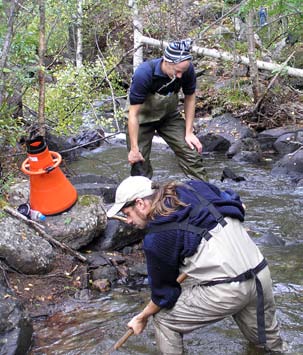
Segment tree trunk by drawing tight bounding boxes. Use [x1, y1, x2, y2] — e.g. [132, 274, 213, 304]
[76, 0, 83, 68]
[140, 36, 303, 78]
[247, 10, 260, 102]
[129, 0, 143, 72]
[0, 0, 18, 105]
[38, 0, 46, 136]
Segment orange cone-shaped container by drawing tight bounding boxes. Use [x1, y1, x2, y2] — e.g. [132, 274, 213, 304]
[21, 136, 77, 215]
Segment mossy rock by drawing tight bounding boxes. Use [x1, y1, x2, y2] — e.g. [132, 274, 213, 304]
[78, 194, 100, 207]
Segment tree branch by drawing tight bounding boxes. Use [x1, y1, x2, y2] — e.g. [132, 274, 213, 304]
[253, 51, 295, 113]
[3, 206, 87, 263]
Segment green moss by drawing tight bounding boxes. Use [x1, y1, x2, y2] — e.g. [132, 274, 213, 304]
[0, 199, 7, 220]
[78, 195, 99, 207]
[216, 87, 252, 110]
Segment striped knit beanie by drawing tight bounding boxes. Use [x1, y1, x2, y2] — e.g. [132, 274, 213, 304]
[163, 38, 193, 63]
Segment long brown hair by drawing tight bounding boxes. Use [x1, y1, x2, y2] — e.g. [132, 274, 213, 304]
[147, 181, 188, 220]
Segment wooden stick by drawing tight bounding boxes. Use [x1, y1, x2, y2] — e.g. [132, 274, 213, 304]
[104, 329, 134, 355]
[104, 273, 188, 354]
[3, 206, 87, 263]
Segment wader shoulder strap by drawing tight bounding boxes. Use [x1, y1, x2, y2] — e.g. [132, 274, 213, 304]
[201, 258, 268, 345]
[148, 221, 212, 241]
[186, 184, 227, 227]
[149, 183, 227, 239]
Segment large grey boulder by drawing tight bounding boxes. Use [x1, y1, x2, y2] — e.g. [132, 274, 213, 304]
[1, 179, 107, 288]
[44, 194, 107, 250]
[0, 216, 54, 274]
[197, 113, 255, 153]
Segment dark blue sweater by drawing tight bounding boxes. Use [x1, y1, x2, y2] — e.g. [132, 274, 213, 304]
[143, 180, 245, 309]
[129, 58, 196, 105]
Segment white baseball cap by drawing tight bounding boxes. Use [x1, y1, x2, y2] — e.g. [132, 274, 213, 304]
[107, 176, 155, 218]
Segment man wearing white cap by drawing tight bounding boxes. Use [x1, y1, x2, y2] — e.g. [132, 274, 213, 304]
[125, 39, 208, 180]
[107, 176, 285, 354]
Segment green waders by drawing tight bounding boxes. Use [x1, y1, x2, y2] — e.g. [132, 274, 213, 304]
[125, 92, 208, 180]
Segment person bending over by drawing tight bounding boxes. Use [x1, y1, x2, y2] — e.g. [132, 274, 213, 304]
[125, 39, 208, 181]
[107, 176, 285, 354]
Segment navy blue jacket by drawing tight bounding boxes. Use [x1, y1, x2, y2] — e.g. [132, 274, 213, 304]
[143, 180, 245, 309]
[129, 58, 196, 105]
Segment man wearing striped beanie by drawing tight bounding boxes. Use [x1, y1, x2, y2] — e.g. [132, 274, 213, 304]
[125, 38, 208, 181]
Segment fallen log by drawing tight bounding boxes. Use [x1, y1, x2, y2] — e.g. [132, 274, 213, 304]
[3, 206, 87, 263]
[140, 35, 303, 79]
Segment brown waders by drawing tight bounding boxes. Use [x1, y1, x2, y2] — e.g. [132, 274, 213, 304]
[125, 92, 208, 180]
[152, 218, 285, 354]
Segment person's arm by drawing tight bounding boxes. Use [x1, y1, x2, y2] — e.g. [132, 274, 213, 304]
[127, 272, 187, 335]
[127, 300, 160, 335]
[184, 92, 202, 153]
[128, 104, 145, 164]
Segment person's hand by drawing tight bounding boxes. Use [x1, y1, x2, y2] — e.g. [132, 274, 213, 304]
[185, 132, 202, 154]
[128, 149, 145, 164]
[127, 313, 148, 335]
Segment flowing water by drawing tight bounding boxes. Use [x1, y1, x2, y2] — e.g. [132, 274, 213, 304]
[30, 140, 303, 355]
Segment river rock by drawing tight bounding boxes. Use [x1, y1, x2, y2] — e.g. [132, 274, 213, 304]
[271, 148, 303, 179]
[44, 194, 107, 250]
[226, 137, 263, 163]
[273, 131, 303, 155]
[0, 276, 33, 355]
[255, 232, 286, 246]
[0, 215, 54, 274]
[69, 174, 116, 203]
[68, 128, 105, 150]
[198, 113, 255, 153]
[45, 131, 80, 161]
[7, 181, 107, 251]
[91, 266, 119, 284]
[89, 219, 145, 251]
[257, 125, 302, 151]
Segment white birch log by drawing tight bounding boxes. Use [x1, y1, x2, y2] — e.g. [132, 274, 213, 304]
[76, 0, 83, 68]
[129, 0, 143, 72]
[140, 35, 303, 78]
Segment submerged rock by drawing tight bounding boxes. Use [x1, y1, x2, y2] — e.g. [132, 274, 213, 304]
[255, 232, 286, 246]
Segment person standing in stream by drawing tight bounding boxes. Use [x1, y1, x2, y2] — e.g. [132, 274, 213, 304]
[125, 38, 208, 180]
[107, 176, 286, 355]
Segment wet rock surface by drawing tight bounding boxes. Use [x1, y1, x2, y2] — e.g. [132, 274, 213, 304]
[0, 275, 33, 355]
[0, 215, 54, 274]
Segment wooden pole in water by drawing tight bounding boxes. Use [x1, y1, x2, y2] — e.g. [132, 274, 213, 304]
[103, 328, 134, 354]
[103, 273, 187, 354]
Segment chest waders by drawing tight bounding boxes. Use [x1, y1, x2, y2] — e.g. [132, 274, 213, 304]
[148, 185, 268, 346]
[125, 62, 208, 181]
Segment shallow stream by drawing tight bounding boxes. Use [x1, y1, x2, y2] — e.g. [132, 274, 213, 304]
[30, 140, 303, 355]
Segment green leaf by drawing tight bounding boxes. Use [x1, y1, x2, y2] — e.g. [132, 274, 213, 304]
[64, 217, 72, 225]
[2, 68, 12, 73]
